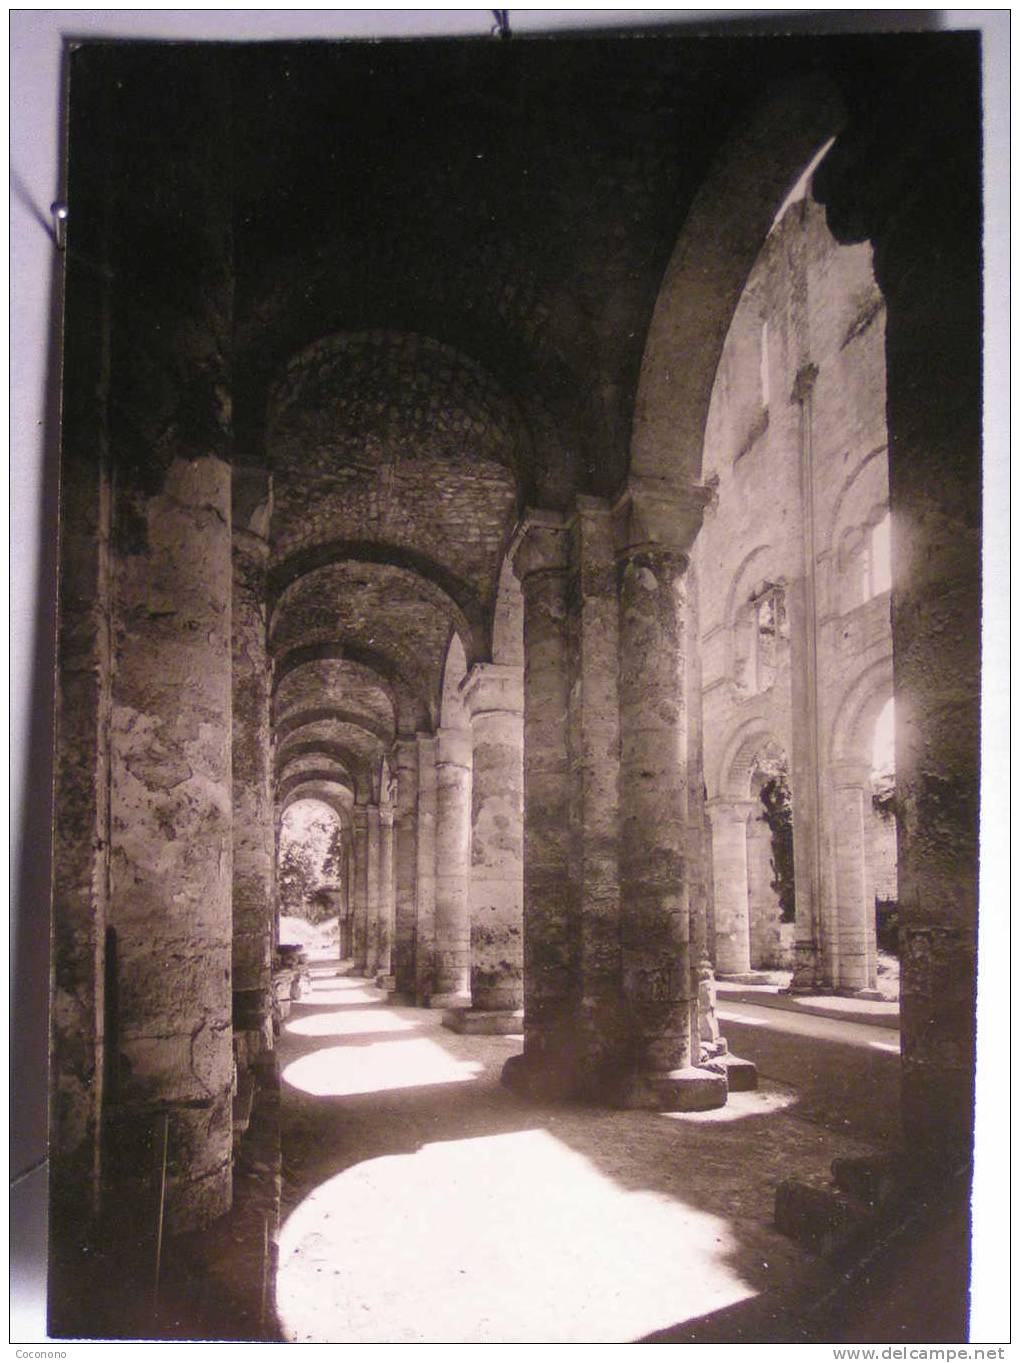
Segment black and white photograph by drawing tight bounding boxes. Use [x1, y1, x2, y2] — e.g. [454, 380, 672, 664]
[10, 7, 1008, 1349]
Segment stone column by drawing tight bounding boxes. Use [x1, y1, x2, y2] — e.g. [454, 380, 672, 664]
[365, 805, 382, 978]
[376, 805, 396, 988]
[231, 468, 275, 1068]
[832, 761, 876, 993]
[51, 51, 237, 1270]
[567, 497, 624, 1083]
[351, 805, 369, 974]
[392, 738, 419, 999]
[431, 727, 472, 1006]
[707, 800, 755, 977]
[108, 455, 235, 1230]
[815, 45, 981, 1173]
[611, 482, 726, 1112]
[443, 664, 524, 1034]
[501, 512, 580, 1098]
[414, 734, 438, 1004]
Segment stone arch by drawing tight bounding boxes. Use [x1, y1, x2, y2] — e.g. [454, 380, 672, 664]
[267, 540, 486, 663]
[277, 753, 352, 793]
[490, 552, 524, 668]
[265, 330, 523, 594]
[715, 719, 786, 802]
[275, 707, 394, 750]
[278, 768, 357, 805]
[629, 77, 844, 491]
[824, 444, 890, 560]
[272, 646, 428, 734]
[279, 784, 354, 826]
[439, 630, 468, 731]
[275, 739, 357, 780]
[830, 655, 896, 774]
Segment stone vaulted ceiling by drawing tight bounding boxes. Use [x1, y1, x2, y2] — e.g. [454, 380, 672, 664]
[220, 31, 915, 804]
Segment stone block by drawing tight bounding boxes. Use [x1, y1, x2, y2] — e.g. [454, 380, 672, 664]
[428, 991, 471, 1009]
[618, 1065, 728, 1112]
[712, 1052, 758, 1091]
[375, 974, 396, 991]
[774, 1178, 875, 1260]
[442, 1007, 524, 1035]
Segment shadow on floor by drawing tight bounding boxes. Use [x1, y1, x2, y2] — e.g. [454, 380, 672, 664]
[269, 962, 968, 1343]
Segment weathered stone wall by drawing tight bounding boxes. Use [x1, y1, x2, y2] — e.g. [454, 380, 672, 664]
[697, 193, 893, 990]
[52, 48, 239, 1254]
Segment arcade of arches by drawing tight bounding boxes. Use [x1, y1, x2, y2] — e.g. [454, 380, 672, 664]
[50, 31, 982, 1340]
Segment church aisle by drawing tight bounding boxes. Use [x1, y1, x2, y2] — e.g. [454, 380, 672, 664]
[273, 962, 878, 1344]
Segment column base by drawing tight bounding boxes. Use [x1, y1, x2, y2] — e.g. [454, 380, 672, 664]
[613, 1065, 729, 1112]
[386, 991, 417, 1006]
[375, 973, 396, 991]
[500, 1051, 584, 1102]
[701, 1051, 758, 1092]
[428, 991, 471, 1010]
[442, 1007, 524, 1036]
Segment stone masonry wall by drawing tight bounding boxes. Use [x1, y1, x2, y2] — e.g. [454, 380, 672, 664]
[697, 194, 893, 987]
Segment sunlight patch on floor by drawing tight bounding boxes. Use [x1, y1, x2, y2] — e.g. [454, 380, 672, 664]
[281, 1036, 485, 1098]
[286, 1009, 419, 1038]
[276, 1128, 756, 1343]
[300, 981, 383, 1006]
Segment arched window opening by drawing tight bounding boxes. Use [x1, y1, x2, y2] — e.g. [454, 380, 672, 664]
[742, 583, 787, 694]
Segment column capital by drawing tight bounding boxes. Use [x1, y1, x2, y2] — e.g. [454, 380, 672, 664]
[611, 476, 714, 561]
[509, 509, 570, 582]
[379, 806, 395, 829]
[459, 662, 524, 720]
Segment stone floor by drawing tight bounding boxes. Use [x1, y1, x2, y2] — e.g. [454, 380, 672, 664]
[272, 961, 895, 1344]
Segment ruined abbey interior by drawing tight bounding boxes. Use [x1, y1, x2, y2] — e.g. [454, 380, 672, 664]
[47, 26, 983, 1343]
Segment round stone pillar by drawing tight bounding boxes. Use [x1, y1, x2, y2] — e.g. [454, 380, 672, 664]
[108, 455, 235, 1230]
[414, 734, 438, 1004]
[832, 760, 876, 993]
[611, 482, 725, 1112]
[376, 806, 396, 988]
[365, 805, 382, 978]
[431, 727, 472, 1006]
[231, 469, 275, 1064]
[500, 513, 581, 1098]
[443, 664, 524, 1035]
[392, 738, 419, 998]
[707, 800, 755, 976]
[351, 805, 369, 974]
